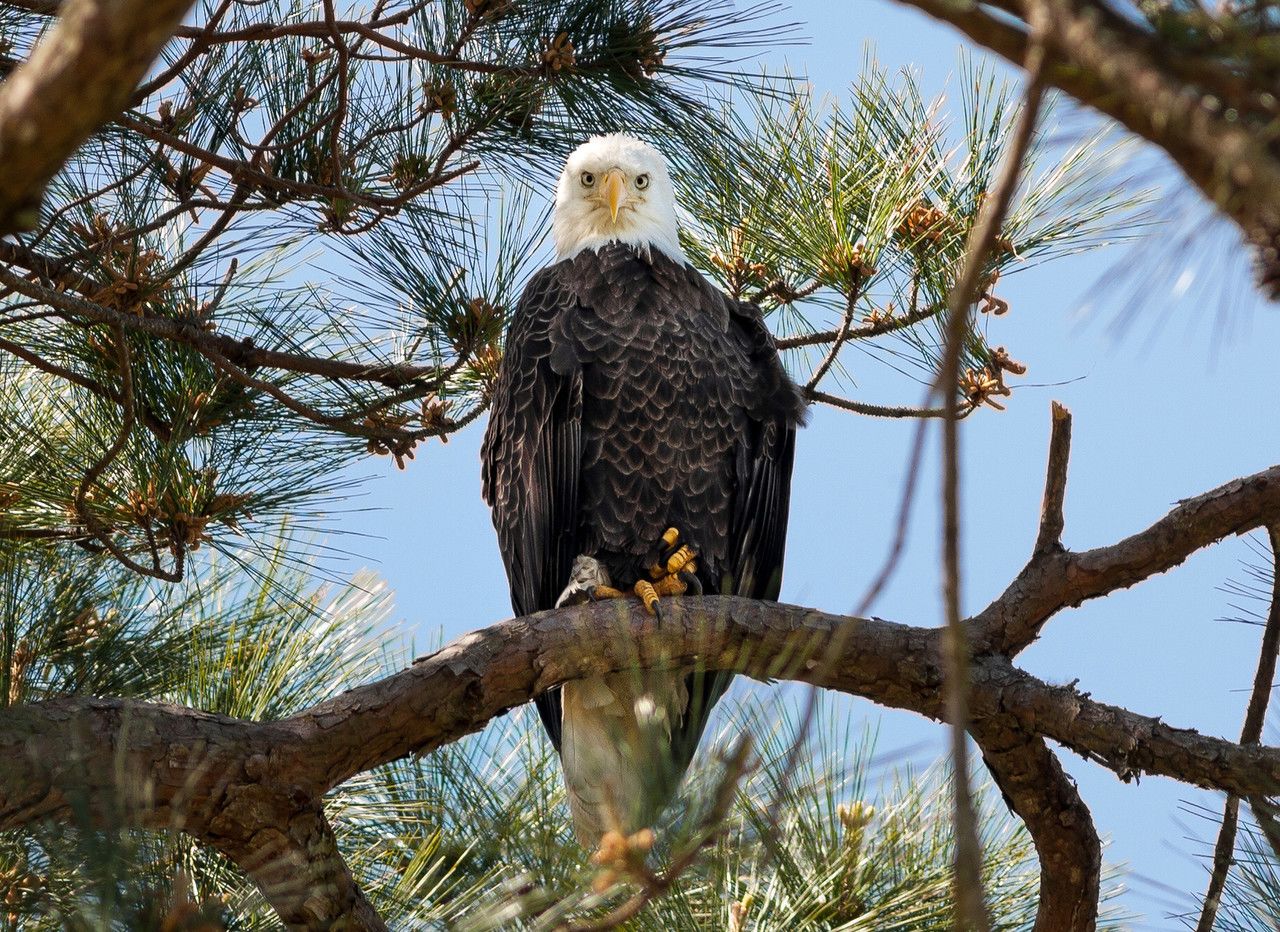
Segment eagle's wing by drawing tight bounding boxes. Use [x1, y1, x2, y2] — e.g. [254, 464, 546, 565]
[669, 285, 804, 774]
[481, 265, 583, 750]
[725, 296, 803, 604]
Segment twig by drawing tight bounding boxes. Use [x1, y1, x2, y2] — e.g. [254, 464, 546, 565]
[749, 278, 821, 306]
[802, 284, 859, 393]
[776, 300, 943, 349]
[199, 345, 413, 446]
[0, 265, 447, 389]
[936, 11, 1047, 926]
[0, 334, 119, 400]
[72, 323, 184, 581]
[0, 329, 177, 442]
[1033, 401, 1072, 555]
[806, 388, 976, 420]
[200, 258, 238, 320]
[1196, 523, 1280, 931]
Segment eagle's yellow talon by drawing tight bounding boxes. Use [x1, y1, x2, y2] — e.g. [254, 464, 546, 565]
[634, 579, 660, 615]
[654, 574, 687, 597]
[665, 545, 694, 576]
[640, 528, 698, 605]
[591, 584, 627, 601]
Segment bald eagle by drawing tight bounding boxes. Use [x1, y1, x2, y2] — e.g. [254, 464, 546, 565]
[481, 134, 805, 844]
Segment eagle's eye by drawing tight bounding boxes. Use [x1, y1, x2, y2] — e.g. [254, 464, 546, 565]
[635, 173, 650, 190]
[580, 171, 596, 188]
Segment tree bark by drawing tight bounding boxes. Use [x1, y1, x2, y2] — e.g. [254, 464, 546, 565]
[976, 724, 1100, 932]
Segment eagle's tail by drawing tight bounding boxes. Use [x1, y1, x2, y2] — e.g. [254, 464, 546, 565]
[559, 671, 690, 846]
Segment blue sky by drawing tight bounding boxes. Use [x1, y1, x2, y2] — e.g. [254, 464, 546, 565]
[333, 1, 1280, 925]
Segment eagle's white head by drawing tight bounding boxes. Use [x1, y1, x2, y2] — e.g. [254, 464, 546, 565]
[552, 133, 686, 265]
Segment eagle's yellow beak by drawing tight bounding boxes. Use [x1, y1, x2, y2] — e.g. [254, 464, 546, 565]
[601, 168, 627, 223]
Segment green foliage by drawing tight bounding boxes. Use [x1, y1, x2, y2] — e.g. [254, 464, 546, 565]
[1202, 813, 1280, 931]
[0, 0, 793, 579]
[0, 0, 1142, 581]
[676, 55, 1145, 398]
[0, 543, 209, 708]
[0, 3, 1152, 926]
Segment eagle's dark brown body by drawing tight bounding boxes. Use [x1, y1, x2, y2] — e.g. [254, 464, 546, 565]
[481, 242, 804, 828]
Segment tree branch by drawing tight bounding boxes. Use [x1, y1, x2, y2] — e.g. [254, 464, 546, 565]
[972, 463, 1280, 657]
[0, 0, 199, 233]
[805, 388, 974, 419]
[776, 301, 944, 350]
[0, 264, 448, 389]
[6, 416, 1280, 925]
[1034, 401, 1072, 555]
[973, 723, 1100, 931]
[3, 591, 1280, 925]
[10, 593, 1280, 815]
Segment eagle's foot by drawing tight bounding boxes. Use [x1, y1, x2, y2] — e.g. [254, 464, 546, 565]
[589, 584, 627, 601]
[564, 529, 701, 618]
[647, 527, 697, 580]
[584, 579, 673, 619]
[634, 579, 661, 615]
[635, 528, 702, 617]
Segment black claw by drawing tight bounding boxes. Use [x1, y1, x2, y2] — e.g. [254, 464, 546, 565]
[680, 571, 703, 596]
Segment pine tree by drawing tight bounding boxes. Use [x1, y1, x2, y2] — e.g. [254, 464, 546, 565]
[0, 0, 1147, 927]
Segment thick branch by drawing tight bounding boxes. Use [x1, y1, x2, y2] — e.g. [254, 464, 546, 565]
[0, 699, 381, 929]
[6, 591, 1280, 925]
[972, 663, 1280, 796]
[209, 799, 387, 932]
[974, 724, 1100, 931]
[9, 596, 1280, 820]
[0, 602, 1248, 795]
[0, 0, 198, 233]
[7, 432, 1280, 924]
